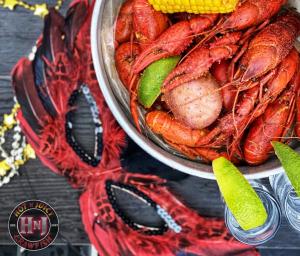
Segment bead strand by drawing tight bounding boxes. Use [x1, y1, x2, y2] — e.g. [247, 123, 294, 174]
[0, 0, 65, 18]
[156, 205, 182, 233]
[105, 180, 169, 235]
[66, 84, 103, 167]
[0, 102, 35, 187]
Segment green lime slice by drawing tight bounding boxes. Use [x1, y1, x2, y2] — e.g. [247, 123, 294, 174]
[212, 157, 268, 231]
[138, 56, 180, 108]
[272, 141, 300, 197]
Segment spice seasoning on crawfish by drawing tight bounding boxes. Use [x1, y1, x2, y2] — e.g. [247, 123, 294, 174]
[114, 0, 300, 165]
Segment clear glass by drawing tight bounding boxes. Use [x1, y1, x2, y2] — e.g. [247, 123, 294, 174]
[270, 173, 300, 232]
[224, 181, 281, 245]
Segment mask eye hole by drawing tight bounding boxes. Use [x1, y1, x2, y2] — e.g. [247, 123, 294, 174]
[105, 181, 182, 235]
[66, 84, 103, 167]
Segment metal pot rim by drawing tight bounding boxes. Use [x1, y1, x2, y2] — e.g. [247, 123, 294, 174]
[91, 0, 285, 180]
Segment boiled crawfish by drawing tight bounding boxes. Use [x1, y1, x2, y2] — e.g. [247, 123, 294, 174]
[115, 42, 140, 89]
[146, 111, 234, 162]
[194, 13, 300, 146]
[132, 0, 287, 74]
[244, 68, 300, 165]
[115, 0, 300, 164]
[232, 11, 300, 89]
[203, 0, 287, 41]
[132, 13, 219, 74]
[115, 0, 169, 48]
[115, 0, 134, 44]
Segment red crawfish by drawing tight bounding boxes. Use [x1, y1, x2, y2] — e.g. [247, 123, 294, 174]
[232, 11, 300, 90]
[211, 60, 237, 112]
[132, 13, 219, 74]
[146, 110, 235, 162]
[115, 42, 141, 89]
[195, 48, 300, 150]
[244, 69, 300, 165]
[115, 0, 169, 48]
[204, 0, 287, 39]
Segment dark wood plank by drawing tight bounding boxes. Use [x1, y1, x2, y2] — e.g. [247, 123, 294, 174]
[0, 1, 71, 76]
[260, 249, 300, 256]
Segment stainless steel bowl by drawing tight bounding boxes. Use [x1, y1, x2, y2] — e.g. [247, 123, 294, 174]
[91, 0, 299, 180]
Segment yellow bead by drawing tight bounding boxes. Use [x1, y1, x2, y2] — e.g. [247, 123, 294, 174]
[12, 104, 20, 114]
[0, 161, 10, 175]
[24, 144, 36, 159]
[0, 168, 6, 176]
[3, 114, 16, 129]
[0, 127, 5, 136]
[2, 0, 19, 10]
[34, 3, 49, 18]
[15, 159, 24, 166]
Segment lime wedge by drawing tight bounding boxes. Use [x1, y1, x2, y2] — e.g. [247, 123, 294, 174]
[272, 141, 300, 197]
[212, 157, 268, 231]
[138, 56, 180, 108]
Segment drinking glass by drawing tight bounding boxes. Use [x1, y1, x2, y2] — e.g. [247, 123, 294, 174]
[270, 173, 300, 232]
[224, 181, 281, 245]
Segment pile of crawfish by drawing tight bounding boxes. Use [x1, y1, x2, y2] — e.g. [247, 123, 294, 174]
[114, 0, 300, 166]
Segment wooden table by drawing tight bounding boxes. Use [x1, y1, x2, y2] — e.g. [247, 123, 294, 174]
[0, 1, 300, 255]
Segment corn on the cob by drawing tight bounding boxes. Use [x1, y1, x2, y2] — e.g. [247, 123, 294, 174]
[148, 0, 239, 14]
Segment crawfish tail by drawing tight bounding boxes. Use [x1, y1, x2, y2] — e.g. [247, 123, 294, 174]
[188, 13, 219, 35]
[194, 148, 233, 163]
[115, 0, 134, 44]
[244, 85, 296, 165]
[146, 110, 206, 147]
[133, 0, 169, 47]
[293, 66, 300, 137]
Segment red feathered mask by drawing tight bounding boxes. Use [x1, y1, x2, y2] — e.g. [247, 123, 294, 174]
[11, 1, 260, 255]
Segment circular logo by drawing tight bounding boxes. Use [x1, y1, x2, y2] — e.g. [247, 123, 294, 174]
[8, 200, 59, 251]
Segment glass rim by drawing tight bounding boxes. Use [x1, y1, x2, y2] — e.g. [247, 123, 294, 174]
[284, 185, 300, 199]
[283, 186, 300, 232]
[224, 187, 282, 246]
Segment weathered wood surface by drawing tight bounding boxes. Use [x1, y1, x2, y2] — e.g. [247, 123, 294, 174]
[0, 1, 300, 254]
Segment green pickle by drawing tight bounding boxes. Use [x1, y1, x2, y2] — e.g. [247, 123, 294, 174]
[138, 56, 180, 108]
